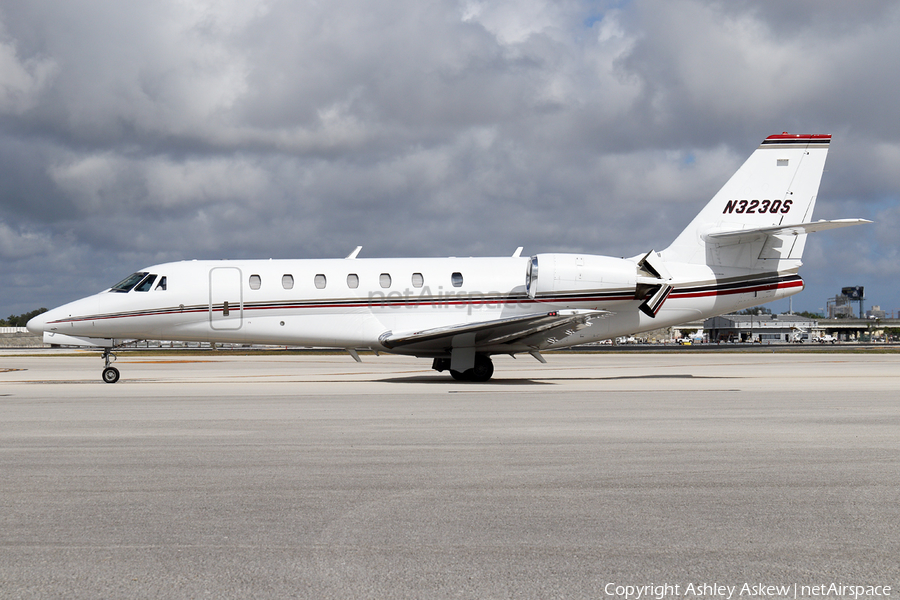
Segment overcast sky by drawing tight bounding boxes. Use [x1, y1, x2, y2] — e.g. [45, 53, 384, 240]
[2, 0, 898, 318]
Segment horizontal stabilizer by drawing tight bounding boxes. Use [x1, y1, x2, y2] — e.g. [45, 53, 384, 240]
[703, 219, 870, 243]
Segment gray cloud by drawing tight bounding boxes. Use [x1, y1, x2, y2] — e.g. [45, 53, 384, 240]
[1, 0, 897, 317]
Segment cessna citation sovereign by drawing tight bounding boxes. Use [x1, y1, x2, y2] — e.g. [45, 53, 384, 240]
[28, 133, 868, 383]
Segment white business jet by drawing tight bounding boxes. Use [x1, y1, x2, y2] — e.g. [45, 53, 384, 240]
[28, 133, 868, 383]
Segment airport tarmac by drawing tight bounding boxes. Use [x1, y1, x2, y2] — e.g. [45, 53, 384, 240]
[1, 352, 898, 599]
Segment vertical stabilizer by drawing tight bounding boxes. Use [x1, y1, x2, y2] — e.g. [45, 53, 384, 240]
[660, 134, 831, 269]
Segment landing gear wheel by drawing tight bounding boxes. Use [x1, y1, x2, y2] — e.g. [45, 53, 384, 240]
[470, 355, 494, 382]
[449, 356, 494, 382]
[101, 348, 120, 383]
[102, 366, 120, 384]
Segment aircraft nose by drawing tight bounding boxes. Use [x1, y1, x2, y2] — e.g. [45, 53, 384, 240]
[26, 311, 50, 334]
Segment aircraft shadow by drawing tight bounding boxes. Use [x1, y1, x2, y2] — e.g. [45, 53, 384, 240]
[380, 376, 553, 385]
[381, 374, 738, 385]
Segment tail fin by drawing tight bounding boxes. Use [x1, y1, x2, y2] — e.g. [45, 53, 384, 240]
[661, 133, 834, 270]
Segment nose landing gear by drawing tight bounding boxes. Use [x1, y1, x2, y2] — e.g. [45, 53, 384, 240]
[101, 349, 120, 383]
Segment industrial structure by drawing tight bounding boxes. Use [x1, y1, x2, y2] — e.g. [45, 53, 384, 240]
[827, 286, 865, 318]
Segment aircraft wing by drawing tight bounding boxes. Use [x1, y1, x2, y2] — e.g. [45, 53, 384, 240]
[703, 219, 870, 243]
[378, 309, 611, 353]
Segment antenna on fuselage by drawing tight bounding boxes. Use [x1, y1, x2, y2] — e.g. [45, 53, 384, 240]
[346, 246, 362, 259]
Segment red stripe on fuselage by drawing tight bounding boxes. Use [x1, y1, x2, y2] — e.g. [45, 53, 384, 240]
[47, 276, 802, 325]
[670, 278, 802, 300]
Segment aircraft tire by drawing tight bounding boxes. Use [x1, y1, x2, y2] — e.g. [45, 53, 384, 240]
[470, 355, 494, 382]
[449, 356, 494, 382]
[102, 366, 120, 384]
[449, 369, 469, 381]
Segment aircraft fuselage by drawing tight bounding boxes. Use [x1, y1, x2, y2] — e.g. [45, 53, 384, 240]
[35, 254, 802, 354]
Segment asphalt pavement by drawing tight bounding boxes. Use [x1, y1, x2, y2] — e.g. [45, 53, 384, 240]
[1, 352, 898, 599]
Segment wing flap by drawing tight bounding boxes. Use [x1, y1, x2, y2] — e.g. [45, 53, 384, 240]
[379, 309, 610, 353]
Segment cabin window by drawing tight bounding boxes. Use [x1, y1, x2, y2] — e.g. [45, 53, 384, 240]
[451, 272, 463, 287]
[282, 274, 294, 290]
[411, 273, 424, 288]
[155, 276, 167, 291]
[347, 274, 359, 289]
[134, 274, 157, 292]
[249, 274, 261, 290]
[380, 273, 392, 288]
[111, 272, 148, 293]
[314, 274, 327, 289]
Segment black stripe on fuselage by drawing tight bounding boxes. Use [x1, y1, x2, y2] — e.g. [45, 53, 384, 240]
[47, 274, 800, 325]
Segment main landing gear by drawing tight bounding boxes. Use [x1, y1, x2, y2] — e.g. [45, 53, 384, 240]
[101, 348, 120, 384]
[432, 354, 495, 382]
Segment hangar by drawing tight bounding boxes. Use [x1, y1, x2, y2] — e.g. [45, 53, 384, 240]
[704, 313, 817, 343]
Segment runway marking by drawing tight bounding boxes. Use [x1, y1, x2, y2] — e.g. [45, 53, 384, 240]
[22, 379, 158, 385]
[448, 388, 744, 393]
[120, 360, 218, 364]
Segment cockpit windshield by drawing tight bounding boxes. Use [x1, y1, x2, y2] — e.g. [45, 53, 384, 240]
[134, 274, 157, 292]
[110, 272, 149, 293]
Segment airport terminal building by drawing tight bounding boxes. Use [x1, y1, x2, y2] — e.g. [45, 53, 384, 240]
[704, 314, 817, 343]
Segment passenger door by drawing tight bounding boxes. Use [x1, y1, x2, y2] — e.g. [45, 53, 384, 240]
[209, 267, 243, 330]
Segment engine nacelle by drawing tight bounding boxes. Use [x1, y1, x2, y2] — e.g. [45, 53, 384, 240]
[526, 253, 637, 299]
